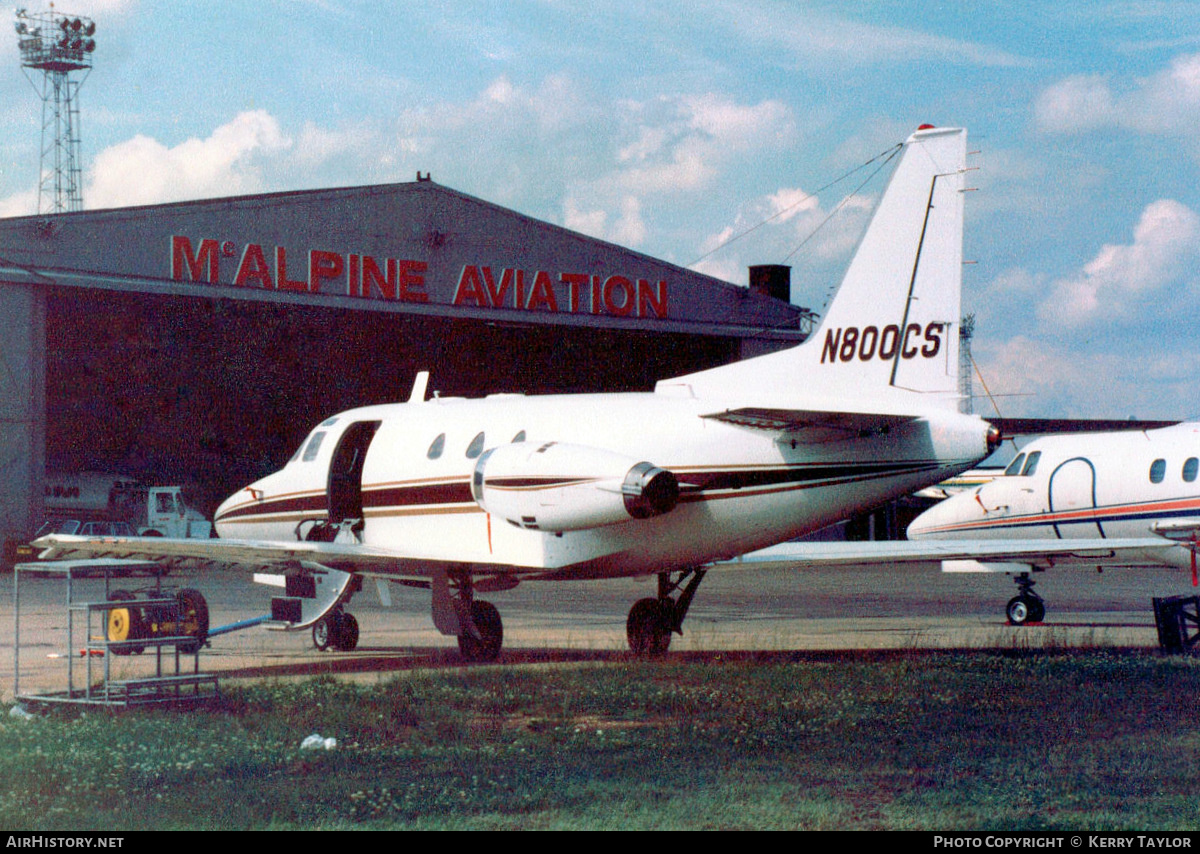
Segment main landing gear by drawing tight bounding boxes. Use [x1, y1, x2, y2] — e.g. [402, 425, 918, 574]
[442, 571, 504, 663]
[626, 568, 706, 657]
[1005, 572, 1046, 626]
[458, 599, 503, 663]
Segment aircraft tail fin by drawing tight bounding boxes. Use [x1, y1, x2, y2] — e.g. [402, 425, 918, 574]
[663, 126, 968, 411]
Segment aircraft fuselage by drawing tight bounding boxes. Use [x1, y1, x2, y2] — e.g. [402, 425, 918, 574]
[216, 392, 992, 581]
[909, 423, 1200, 569]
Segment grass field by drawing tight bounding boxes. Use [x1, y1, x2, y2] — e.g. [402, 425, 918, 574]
[2, 649, 1199, 830]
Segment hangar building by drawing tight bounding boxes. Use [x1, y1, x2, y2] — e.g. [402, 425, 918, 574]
[0, 178, 809, 554]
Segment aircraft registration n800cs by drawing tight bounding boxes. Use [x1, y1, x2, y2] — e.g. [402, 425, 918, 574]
[36, 125, 1000, 660]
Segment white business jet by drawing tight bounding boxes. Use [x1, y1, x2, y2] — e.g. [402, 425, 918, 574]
[904, 423, 1200, 624]
[36, 125, 1000, 659]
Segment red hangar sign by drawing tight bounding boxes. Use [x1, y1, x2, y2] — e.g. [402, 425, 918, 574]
[170, 236, 671, 319]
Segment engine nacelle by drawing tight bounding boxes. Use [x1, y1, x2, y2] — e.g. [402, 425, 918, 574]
[471, 441, 679, 532]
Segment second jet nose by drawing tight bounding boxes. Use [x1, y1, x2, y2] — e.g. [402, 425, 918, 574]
[907, 487, 988, 540]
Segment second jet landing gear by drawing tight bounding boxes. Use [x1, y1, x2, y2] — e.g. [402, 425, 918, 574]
[626, 568, 706, 657]
[1006, 572, 1046, 625]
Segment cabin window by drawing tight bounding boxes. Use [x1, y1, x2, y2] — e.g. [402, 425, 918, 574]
[466, 432, 485, 459]
[512, 430, 526, 443]
[427, 433, 445, 460]
[1004, 453, 1026, 476]
[1150, 458, 1167, 484]
[320, 416, 339, 427]
[301, 431, 326, 462]
[1021, 451, 1041, 477]
[1185, 458, 1199, 483]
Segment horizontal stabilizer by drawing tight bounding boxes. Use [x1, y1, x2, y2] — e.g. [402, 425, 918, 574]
[990, 417, 1180, 435]
[701, 407, 913, 435]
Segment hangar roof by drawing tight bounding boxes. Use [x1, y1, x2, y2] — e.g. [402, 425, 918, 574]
[0, 180, 806, 341]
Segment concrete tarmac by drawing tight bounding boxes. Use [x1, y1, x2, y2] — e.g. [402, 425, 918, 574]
[3, 559, 1196, 702]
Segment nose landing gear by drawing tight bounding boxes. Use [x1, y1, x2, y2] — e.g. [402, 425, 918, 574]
[1005, 572, 1046, 625]
[312, 608, 360, 652]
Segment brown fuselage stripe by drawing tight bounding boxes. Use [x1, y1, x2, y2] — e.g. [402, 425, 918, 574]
[216, 460, 946, 525]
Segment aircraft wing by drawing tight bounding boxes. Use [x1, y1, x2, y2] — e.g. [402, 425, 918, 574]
[720, 537, 1183, 571]
[31, 533, 515, 579]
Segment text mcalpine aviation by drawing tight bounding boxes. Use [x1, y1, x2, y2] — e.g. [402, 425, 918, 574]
[170, 236, 670, 319]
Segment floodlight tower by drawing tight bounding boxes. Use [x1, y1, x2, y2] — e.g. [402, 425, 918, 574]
[14, 7, 97, 214]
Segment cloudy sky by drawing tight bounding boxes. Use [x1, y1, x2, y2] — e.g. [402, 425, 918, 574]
[2, 1, 1199, 420]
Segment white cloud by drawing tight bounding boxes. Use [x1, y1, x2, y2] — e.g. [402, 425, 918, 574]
[690, 183, 873, 295]
[1035, 52, 1200, 136]
[1034, 75, 1117, 134]
[1037, 199, 1200, 327]
[85, 110, 291, 208]
[619, 94, 793, 195]
[563, 195, 648, 247]
[555, 90, 796, 261]
[973, 334, 1200, 420]
[0, 187, 38, 218]
[973, 200, 1200, 419]
[688, 0, 1031, 69]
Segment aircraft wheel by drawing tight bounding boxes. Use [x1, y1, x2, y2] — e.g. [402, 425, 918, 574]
[107, 590, 144, 655]
[176, 588, 209, 653]
[1007, 595, 1038, 626]
[627, 598, 672, 657]
[312, 616, 333, 651]
[458, 601, 503, 662]
[332, 612, 360, 652]
[1027, 598, 1046, 623]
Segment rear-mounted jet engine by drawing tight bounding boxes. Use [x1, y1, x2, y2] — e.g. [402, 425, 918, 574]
[471, 441, 678, 532]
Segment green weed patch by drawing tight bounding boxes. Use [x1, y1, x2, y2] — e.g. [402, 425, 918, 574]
[2, 651, 1199, 830]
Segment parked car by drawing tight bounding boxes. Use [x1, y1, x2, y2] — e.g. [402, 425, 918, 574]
[13, 520, 141, 569]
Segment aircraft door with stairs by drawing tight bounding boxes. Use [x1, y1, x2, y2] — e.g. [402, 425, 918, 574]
[324, 420, 381, 541]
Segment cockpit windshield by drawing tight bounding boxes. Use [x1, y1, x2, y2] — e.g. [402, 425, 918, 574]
[1003, 453, 1026, 476]
[1003, 450, 1042, 477]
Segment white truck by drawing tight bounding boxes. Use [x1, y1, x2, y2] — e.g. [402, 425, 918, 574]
[42, 472, 213, 538]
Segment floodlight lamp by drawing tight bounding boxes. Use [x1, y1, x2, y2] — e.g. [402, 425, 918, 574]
[15, 21, 26, 34]
[58, 17, 68, 30]
[84, 21, 95, 36]
[83, 38, 94, 52]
